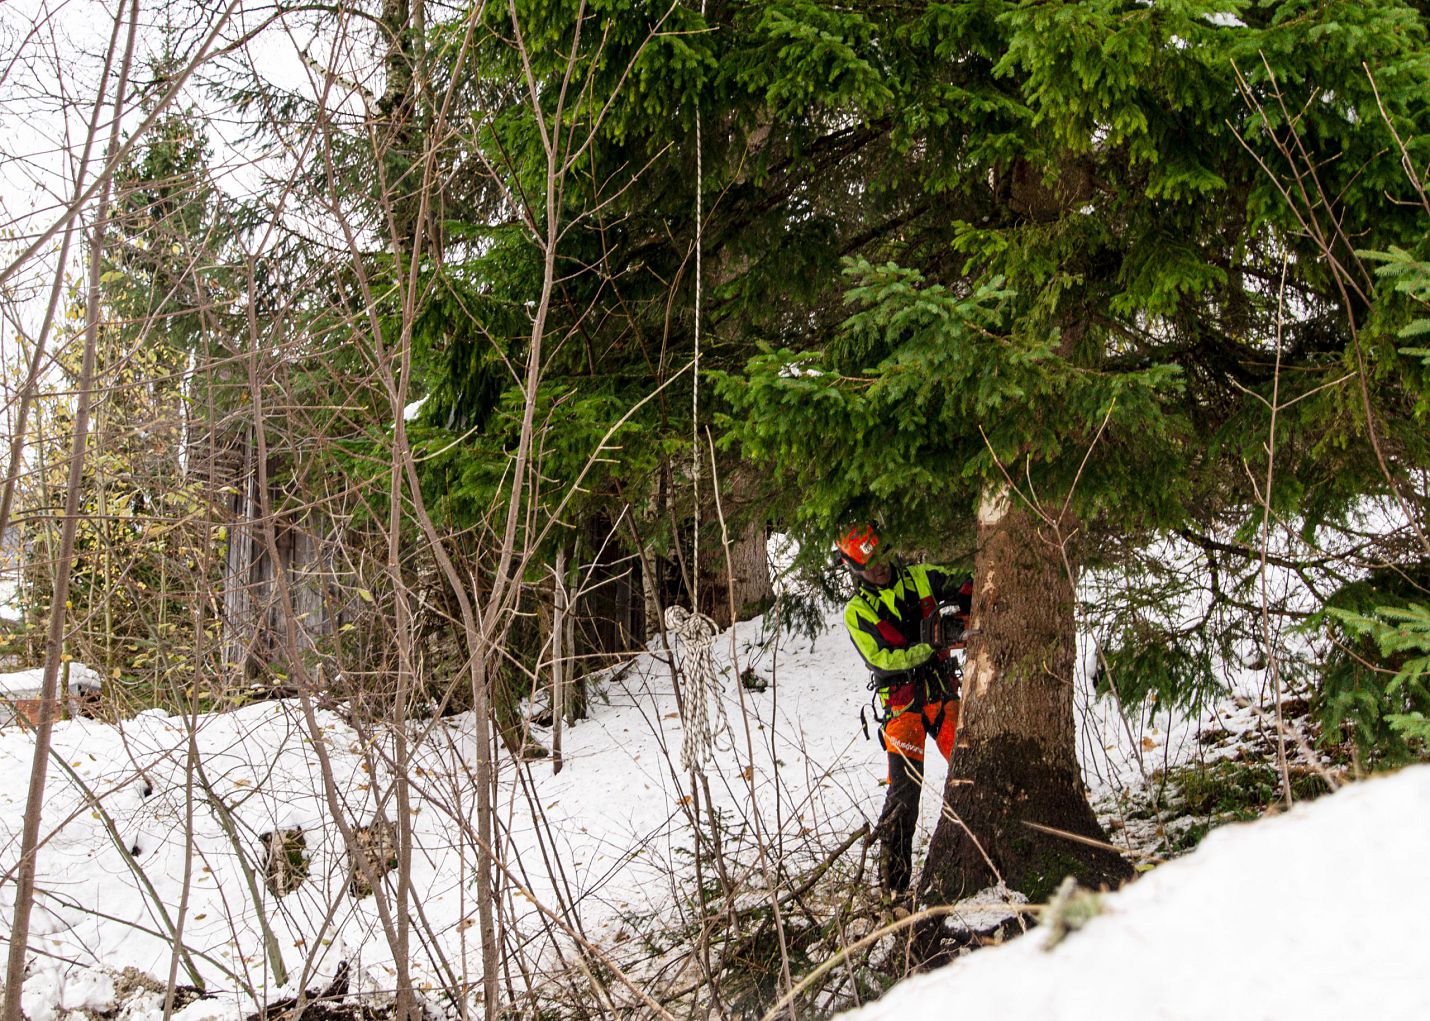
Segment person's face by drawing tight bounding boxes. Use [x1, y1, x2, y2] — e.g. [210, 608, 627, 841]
[858, 559, 892, 587]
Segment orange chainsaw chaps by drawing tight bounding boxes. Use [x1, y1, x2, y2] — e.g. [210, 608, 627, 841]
[880, 700, 959, 767]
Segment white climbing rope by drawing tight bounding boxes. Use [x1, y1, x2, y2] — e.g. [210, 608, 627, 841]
[665, 603, 729, 773]
[672, 2, 719, 778]
[691, 0, 705, 597]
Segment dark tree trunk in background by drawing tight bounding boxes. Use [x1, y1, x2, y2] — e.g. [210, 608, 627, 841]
[581, 513, 644, 657]
[702, 467, 774, 629]
[638, 466, 775, 631]
[705, 521, 773, 629]
[920, 488, 1132, 903]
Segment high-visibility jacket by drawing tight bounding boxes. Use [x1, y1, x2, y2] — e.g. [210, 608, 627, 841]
[843, 563, 972, 687]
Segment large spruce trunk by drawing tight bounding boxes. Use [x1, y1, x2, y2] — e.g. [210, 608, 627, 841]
[920, 487, 1132, 903]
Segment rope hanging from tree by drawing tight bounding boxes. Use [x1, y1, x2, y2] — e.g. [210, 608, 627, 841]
[665, 604, 729, 773]
[667, 0, 725, 778]
[690, 0, 706, 586]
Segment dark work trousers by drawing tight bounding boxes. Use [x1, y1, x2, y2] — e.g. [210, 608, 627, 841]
[877, 751, 925, 893]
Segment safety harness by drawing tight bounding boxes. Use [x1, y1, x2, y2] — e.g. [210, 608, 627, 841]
[860, 652, 962, 741]
[843, 561, 971, 746]
[857, 589, 968, 743]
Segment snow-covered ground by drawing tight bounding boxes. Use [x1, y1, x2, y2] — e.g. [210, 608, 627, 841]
[0, 596, 1381, 1020]
[0, 609, 920, 1019]
[833, 762, 1429, 1021]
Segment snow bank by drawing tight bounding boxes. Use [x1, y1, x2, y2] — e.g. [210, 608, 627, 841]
[0, 664, 102, 697]
[0, 664, 103, 729]
[834, 765, 1430, 1021]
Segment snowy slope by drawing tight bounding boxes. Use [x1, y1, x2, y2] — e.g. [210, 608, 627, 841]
[0, 598, 1340, 1019]
[833, 763, 1430, 1021]
[0, 610, 931, 1017]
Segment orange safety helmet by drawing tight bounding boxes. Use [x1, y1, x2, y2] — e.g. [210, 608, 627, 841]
[835, 523, 880, 568]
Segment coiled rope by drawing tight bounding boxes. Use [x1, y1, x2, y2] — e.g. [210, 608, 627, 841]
[664, 604, 729, 773]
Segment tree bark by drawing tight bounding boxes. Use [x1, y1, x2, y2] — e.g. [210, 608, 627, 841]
[701, 465, 773, 628]
[705, 521, 773, 629]
[920, 487, 1132, 904]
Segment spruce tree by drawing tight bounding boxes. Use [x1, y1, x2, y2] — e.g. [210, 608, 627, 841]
[724, 0, 1430, 901]
[405, 0, 938, 626]
[389, 0, 1428, 902]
